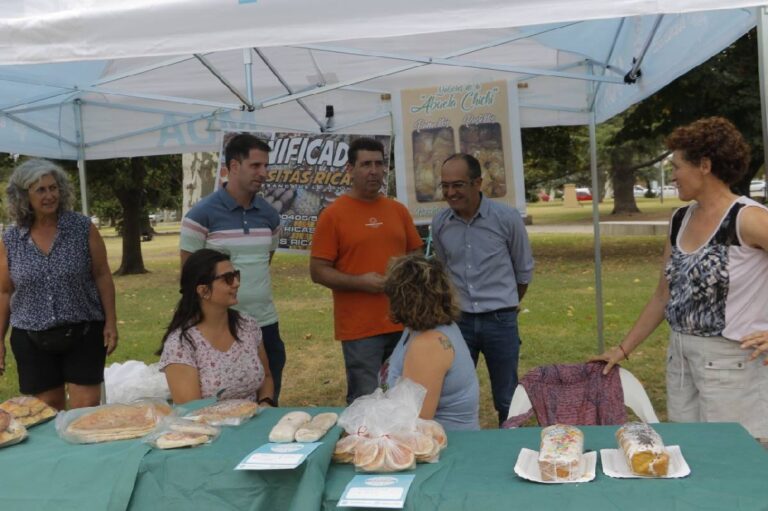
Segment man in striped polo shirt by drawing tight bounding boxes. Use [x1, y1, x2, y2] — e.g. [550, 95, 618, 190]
[180, 134, 284, 405]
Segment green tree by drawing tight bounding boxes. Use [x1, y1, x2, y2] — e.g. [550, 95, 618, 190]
[75, 155, 182, 275]
[614, 28, 761, 203]
[522, 126, 587, 199]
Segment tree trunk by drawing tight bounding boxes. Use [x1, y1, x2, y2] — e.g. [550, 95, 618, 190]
[610, 147, 641, 215]
[114, 158, 148, 275]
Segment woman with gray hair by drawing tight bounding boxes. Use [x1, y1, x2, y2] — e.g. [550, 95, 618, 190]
[0, 159, 117, 410]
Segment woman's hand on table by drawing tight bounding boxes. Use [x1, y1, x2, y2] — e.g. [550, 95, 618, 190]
[740, 331, 768, 365]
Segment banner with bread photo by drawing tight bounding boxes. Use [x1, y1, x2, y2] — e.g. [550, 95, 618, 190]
[217, 131, 392, 252]
[396, 80, 521, 224]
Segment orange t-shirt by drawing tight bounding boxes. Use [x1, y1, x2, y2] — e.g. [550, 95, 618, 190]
[311, 195, 423, 341]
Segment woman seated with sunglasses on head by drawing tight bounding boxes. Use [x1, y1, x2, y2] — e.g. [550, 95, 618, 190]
[158, 249, 275, 406]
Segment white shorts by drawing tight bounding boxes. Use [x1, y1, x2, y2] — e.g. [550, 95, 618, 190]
[667, 331, 768, 439]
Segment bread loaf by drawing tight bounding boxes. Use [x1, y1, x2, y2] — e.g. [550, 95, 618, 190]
[1, 396, 57, 427]
[187, 399, 259, 426]
[0, 410, 10, 432]
[295, 412, 338, 442]
[269, 411, 311, 443]
[616, 422, 669, 476]
[155, 431, 210, 449]
[538, 424, 584, 481]
[0, 416, 27, 448]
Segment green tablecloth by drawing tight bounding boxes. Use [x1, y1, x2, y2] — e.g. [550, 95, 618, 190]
[323, 422, 768, 511]
[129, 406, 342, 511]
[0, 404, 341, 511]
[0, 418, 150, 511]
[3, 412, 765, 511]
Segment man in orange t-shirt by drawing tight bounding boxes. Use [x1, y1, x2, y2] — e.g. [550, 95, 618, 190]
[310, 138, 423, 404]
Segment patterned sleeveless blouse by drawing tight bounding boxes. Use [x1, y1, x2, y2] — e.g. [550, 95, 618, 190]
[665, 197, 768, 339]
[3, 211, 104, 330]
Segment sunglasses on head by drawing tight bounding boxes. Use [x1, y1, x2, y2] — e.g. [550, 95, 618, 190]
[213, 270, 241, 285]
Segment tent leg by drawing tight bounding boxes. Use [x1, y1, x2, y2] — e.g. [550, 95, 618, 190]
[73, 98, 88, 216]
[589, 112, 604, 353]
[757, 6, 768, 191]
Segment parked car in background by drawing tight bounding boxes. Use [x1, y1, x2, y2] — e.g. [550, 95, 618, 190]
[575, 187, 592, 201]
[633, 185, 648, 197]
[750, 179, 765, 196]
[661, 185, 678, 198]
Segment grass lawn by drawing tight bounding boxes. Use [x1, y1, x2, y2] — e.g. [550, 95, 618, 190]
[527, 197, 687, 224]
[0, 224, 671, 429]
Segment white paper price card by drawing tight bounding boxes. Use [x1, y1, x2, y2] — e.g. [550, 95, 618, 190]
[338, 474, 415, 508]
[234, 442, 321, 470]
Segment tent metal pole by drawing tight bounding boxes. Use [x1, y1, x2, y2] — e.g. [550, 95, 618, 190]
[625, 14, 664, 82]
[757, 6, 768, 190]
[253, 48, 325, 129]
[589, 111, 604, 353]
[589, 18, 626, 112]
[95, 55, 197, 86]
[243, 48, 254, 106]
[194, 54, 253, 110]
[73, 98, 88, 216]
[262, 60, 621, 109]
[295, 23, 579, 62]
[0, 112, 77, 147]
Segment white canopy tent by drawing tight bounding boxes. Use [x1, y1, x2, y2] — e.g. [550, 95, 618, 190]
[0, 3, 761, 160]
[1, 1, 766, 348]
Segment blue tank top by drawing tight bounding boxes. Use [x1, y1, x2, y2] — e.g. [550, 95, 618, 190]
[386, 322, 480, 431]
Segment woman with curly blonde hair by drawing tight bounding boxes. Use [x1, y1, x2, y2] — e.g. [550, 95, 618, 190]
[592, 117, 768, 440]
[383, 254, 479, 430]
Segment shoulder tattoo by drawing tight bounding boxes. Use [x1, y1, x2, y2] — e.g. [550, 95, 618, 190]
[438, 335, 454, 351]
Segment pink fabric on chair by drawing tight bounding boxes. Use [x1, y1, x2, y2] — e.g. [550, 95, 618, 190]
[502, 362, 626, 428]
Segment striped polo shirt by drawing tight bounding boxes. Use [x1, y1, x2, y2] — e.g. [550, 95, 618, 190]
[180, 186, 281, 327]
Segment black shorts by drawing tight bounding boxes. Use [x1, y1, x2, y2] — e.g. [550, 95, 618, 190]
[10, 321, 106, 394]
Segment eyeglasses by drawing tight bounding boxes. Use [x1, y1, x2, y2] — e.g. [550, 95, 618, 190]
[439, 179, 475, 191]
[213, 270, 241, 285]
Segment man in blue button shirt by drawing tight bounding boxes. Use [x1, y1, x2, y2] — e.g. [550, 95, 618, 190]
[431, 153, 534, 425]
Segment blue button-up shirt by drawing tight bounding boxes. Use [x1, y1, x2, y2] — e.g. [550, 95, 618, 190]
[431, 196, 534, 313]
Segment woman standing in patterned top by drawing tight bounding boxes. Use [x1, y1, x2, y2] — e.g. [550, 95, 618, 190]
[592, 117, 768, 439]
[158, 249, 275, 406]
[0, 159, 118, 410]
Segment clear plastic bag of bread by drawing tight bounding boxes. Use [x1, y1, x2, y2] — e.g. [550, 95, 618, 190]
[353, 434, 416, 473]
[55, 398, 174, 444]
[184, 398, 260, 426]
[336, 378, 431, 471]
[144, 416, 221, 449]
[0, 395, 57, 427]
[338, 378, 426, 439]
[391, 418, 448, 463]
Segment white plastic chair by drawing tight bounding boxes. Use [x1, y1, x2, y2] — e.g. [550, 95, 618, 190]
[506, 367, 659, 423]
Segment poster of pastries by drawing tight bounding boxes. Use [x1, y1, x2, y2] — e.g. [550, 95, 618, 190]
[398, 80, 517, 223]
[217, 131, 391, 252]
